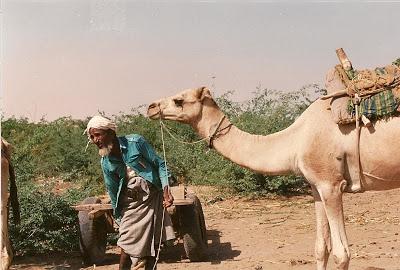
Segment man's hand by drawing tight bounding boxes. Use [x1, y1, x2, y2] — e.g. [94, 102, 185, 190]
[163, 186, 174, 208]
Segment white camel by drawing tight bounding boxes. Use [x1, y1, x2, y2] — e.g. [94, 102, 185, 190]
[1, 138, 20, 270]
[147, 86, 400, 270]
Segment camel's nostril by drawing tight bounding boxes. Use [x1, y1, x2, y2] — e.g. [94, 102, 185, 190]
[147, 102, 161, 118]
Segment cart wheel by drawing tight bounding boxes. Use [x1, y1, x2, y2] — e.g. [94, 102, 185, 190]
[181, 194, 208, 262]
[78, 197, 107, 265]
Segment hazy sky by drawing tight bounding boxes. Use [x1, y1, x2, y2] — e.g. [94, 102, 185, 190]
[2, 1, 399, 121]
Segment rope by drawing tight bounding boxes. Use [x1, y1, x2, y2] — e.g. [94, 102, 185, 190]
[353, 94, 363, 192]
[152, 207, 165, 270]
[152, 112, 234, 268]
[160, 121, 209, 145]
[159, 116, 231, 148]
[159, 119, 170, 184]
[329, 64, 400, 99]
[152, 115, 229, 269]
[152, 118, 170, 270]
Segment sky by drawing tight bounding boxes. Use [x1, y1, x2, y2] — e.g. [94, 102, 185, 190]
[1, 0, 399, 121]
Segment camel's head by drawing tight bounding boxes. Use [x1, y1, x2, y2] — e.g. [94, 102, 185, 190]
[147, 87, 214, 123]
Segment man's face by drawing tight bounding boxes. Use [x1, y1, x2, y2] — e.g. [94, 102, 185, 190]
[88, 128, 114, 156]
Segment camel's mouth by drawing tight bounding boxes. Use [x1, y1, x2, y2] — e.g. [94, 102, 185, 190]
[147, 109, 180, 121]
[147, 111, 183, 122]
[147, 111, 161, 119]
[159, 114, 182, 121]
[147, 101, 187, 122]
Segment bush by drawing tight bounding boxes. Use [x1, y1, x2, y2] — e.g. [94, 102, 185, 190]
[9, 182, 86, 255]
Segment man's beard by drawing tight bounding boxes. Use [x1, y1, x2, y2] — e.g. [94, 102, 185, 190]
[98, 143, 113, 157]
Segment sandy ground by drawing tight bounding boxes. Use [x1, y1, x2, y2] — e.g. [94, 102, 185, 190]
[11, 187, 400, 270]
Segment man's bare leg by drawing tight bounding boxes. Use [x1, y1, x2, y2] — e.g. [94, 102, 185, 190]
[144, 256, 156, 270]
[119, 249, 132, 270]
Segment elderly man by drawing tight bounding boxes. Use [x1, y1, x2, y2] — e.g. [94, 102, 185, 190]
[84, 115, 175, 270]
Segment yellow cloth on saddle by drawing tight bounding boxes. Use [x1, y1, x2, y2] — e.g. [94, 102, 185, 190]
[344, 64, 400, 97]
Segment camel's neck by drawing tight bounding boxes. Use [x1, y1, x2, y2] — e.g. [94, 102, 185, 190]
[191, 104, 301, 175]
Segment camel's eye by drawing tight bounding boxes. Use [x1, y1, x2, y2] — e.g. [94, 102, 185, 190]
[173, 98, 184, 107]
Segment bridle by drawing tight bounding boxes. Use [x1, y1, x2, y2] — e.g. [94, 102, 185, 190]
[206, 115, 233, 148]
[156, 104, 232, 149]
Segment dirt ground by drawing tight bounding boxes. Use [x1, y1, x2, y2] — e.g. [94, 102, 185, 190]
[11, 187, 400, 270]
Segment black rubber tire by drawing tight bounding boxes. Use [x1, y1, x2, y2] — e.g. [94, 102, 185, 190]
[78, 197, 108, 265]
[181, 194, 208, 262]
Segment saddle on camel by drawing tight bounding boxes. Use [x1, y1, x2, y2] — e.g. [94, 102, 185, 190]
[322, 48, 400, 192]
[323, 48, 400, 125]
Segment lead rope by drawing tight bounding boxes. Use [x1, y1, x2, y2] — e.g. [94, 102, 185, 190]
[159, 115, 229, 148]
[151, 113, 231, 269]
[160, 121, 209, 145]
[152, 118, 169, 270]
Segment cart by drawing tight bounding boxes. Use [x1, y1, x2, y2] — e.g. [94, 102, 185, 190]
[72, 186, 208, 265]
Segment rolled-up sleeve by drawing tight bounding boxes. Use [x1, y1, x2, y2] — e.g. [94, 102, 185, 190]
[137, 136, 170, 188]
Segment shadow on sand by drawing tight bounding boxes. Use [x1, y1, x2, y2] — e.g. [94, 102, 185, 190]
[11, 229, 240, 269]
[160, 229, 241, 265]
[11, 251, 120, 269]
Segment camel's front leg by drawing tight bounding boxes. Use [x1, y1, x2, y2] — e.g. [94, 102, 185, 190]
[312, 186, 331, 270]
[317, 180, 350, 270]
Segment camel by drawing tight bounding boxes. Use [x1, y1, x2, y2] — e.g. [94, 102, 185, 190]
[147, 86, 400, 270]
[1, 138, 20, 270]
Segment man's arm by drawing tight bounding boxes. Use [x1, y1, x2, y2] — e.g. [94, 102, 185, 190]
[136, 136, 170, 187]
[136, 135, 173, 207]
[101, 167, 119, 213]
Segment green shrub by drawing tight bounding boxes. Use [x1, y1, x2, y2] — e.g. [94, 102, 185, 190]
[9, 182, 86, 255]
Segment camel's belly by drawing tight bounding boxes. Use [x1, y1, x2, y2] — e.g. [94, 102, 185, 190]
[361, 154, 400, 182]
[360, 117, 400, 190]
[362, 157, 400, 177]
[360, 148, 400, 190]
[362, 173, 400, 191]
[342, 117, 400, 190]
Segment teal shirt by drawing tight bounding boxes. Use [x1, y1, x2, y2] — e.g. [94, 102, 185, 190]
[101, 134, 170, 219]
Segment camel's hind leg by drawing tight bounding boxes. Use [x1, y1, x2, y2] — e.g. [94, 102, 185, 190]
[316, 180, 350, 270]
[312, 186, 331, 270]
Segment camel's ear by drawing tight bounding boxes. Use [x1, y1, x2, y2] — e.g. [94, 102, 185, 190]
[197, 87, 212, 101]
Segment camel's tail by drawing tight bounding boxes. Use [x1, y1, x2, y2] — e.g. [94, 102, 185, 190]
[8, 162, 20, 225]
